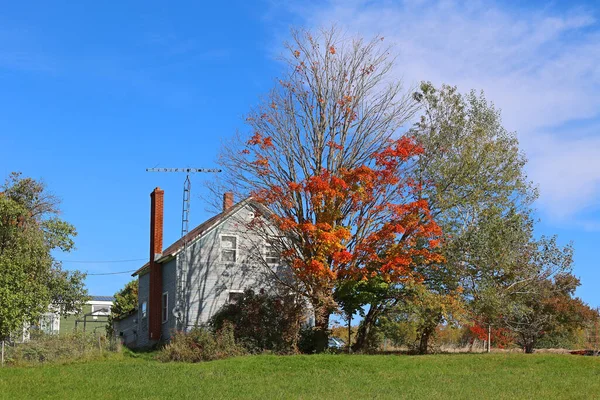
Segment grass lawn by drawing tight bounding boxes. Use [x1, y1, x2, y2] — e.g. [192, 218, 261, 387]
[0, 353, 599, 399]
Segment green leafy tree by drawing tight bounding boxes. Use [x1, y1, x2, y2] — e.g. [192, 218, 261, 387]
[454, 206, 535, 330]
[350, 82, 535, 352]
[363, 282, 463, 354]
[107, 279, 138, 337]
[409, 83, 535, 352]
[502, 238, 586, 353]
[0, 172, 87, 339]
[334, 277, 393, 352]
[536, 298, 598, 350]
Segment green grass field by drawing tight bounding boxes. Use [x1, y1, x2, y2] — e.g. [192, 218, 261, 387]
[1, 353, 598, 399]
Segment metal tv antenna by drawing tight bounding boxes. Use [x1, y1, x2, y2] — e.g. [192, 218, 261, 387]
[146, 167, 221, 329]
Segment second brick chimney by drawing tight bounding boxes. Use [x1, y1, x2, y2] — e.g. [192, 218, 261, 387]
[149, 187, 164, 341]
[223, 192, 234, 212]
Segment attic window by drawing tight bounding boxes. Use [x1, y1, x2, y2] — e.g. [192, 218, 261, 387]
[221, 236, 237, 263]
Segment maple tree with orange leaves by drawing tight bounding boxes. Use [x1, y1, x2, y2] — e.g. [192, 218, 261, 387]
[242, 133, 443, 352]
[216, 28, 436, 351]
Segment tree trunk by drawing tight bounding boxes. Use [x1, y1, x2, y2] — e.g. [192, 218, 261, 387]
[313, 308, 330, 353]
[522, 334, 535, 354]
[347, 314, 352, 354]
[524, 341, 535, 354]
[352, 302, 381, 352]
[418, 327, 433, 355]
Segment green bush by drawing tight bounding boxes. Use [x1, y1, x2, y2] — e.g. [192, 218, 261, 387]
[210, 289, 305, 354]
[297, 326, 318, 354]
[157, 323, 246, 363]
[6, 332, 119, 366]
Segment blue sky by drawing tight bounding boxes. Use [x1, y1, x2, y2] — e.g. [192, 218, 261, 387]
[1, 0, 598, 307]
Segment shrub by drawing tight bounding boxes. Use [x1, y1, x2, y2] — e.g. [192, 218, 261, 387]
[157, 323, 245, 363]
[297, 326, 318, 354]
[6, 332, 119, 366]
[210, 289, 305, 354]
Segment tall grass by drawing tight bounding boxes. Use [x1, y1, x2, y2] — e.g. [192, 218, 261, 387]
[5, 332, 120, 366]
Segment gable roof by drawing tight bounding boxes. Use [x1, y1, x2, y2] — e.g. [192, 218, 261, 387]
[132, 198, 255, 277]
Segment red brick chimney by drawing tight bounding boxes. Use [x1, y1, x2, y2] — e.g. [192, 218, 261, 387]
[223, 192, 234, 212]
[149, 187, 164, 341]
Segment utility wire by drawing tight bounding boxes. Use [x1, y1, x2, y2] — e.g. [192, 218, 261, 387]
[59, 258, 146, 264]
[85, 269, 138, 276]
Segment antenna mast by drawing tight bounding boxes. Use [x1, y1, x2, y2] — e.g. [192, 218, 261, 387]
[146, 167, 221, 329]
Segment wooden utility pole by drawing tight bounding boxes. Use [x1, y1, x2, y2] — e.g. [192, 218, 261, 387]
[594, 307, 599, 357]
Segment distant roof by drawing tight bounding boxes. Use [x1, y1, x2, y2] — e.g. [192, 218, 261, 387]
[132, 198, 256, 277]
[91, 295, 114, 302]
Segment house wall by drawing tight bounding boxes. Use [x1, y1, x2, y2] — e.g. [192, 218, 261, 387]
[128, 203, 285, 348]
[137, 272, 150, 348]
[181, 204, 279, 330]
[161, 258, 177, 341]
[115, 312, 138, 348]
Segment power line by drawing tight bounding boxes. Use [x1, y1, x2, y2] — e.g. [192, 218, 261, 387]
[59, 258, 146, 264]
[85, 269, 137, 276]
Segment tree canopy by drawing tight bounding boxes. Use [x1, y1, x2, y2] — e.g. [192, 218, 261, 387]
[0, 172, 87, 339]
[215, 27, 595, 354]
[216, 28, 443, 351]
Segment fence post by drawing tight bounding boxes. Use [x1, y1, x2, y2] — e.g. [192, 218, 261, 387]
[1, 340, 4, 367]
[487, 324, 491, 353]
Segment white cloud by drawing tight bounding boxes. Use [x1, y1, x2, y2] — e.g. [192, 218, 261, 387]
[527, 130, 600, 219]
[282, 0, 600, 222]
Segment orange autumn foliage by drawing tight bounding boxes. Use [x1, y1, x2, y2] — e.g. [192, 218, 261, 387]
[243, 135, 443, 290]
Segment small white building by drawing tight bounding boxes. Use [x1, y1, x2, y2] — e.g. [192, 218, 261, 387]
[18, 296, 114, 342]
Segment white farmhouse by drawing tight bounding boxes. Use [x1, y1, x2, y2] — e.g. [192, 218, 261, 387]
[115, 188, 286, 348]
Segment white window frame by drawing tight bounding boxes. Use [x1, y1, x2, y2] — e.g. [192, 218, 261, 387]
[141, 301, 147, 319]
[91, 304, 111, 315]
[228, 290, 244, 304]
[220, 234, 238, 263]
[39, 313, 60, 335]
[162, 292, 168, 324]
[264, 243, 280, 266]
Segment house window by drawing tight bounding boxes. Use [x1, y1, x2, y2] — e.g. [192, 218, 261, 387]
[221, 235, 237, 263]
[39, 313, 59, 335]
[141, 301, 147, 319]
[162, 293, 168, 323]
[265, 244, 280, 265]
[228, 291, 244, 304]
[91, 304, 111, 315]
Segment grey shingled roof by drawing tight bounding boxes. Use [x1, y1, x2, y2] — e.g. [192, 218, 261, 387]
[91, 295, 114, 302]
